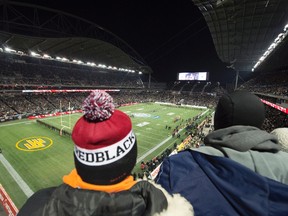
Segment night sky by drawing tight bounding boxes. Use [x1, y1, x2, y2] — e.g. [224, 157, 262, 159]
[20, 0, 235, 84]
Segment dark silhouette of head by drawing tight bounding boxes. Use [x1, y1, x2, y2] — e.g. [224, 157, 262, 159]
[214, 91, 265, 130]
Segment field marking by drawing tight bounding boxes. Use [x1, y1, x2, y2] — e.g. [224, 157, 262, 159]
[138, 133, 164, 142]
[136, 122, 150, 127]
[138, 145, 150, 151]
[0, 113, 81, 127]
[135, 121, 187, 163]
[136, 113, 197, 163]
[0, 113, 81, 128]
[0, 121, 36, 128]
[137, 135, 173, 163]
[0, 154, 34, 198]
[39, 113, 81, 121]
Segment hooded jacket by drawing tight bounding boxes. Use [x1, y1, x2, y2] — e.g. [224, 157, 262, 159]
[194, 125, 288, 184]
[155, 150, 288, 216]
[17, 180, 193, 216]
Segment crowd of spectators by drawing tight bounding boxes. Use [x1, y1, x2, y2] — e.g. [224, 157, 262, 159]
[0, 52, 143, 90]
[263, 106, 288, 132]
[236, 70, 288, 132]
[239, 68, 288, 97]
[0, 90, 219, 122]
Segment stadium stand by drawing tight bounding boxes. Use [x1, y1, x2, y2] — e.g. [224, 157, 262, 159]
[0, 52, 144, 90]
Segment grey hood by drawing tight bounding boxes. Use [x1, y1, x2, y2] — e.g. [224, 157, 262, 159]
[204, 125, 280, 152]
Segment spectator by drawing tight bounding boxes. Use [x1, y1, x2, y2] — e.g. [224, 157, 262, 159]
[271, 127, 288, 152]
[155, 148, 288, 216]
[155, 91, 288, 215]
[18, 91, 193, 216]
[193, 90, 288, 184]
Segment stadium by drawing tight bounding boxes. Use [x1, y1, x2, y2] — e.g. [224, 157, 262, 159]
[0, 1, 288, 215]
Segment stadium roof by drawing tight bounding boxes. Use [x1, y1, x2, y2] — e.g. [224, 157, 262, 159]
[192, 0, 288, 72]
[0, 1, 152, 74]
[1, 1, 288, 78]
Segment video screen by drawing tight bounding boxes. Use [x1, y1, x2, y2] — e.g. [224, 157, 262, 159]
[177, 72, 209, 81]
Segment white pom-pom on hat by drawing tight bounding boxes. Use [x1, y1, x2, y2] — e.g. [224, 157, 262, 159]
[83, 90, 115, 121]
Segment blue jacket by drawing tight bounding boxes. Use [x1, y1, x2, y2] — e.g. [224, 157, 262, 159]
[155, 150, 288, 216]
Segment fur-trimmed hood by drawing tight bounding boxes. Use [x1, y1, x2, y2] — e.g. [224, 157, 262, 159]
[149, 181, 194, 216]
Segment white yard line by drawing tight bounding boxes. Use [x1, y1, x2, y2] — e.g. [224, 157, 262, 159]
[39, 113, 81, 121]
[0, 120, 36, 128]
[0, 154, 34, 198]
[0, 113, 82, 128]
[137, 135, 173, 163]
[136, 108, 210, 163]
[136, 126, 185, 163]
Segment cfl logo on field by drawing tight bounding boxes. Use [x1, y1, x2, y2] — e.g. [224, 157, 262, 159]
[16, 136, 53, 151]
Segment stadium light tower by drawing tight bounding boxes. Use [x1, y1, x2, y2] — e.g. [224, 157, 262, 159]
[178, 81, 189, 94]
[201, 82, 211, 94]
[234, 70, 239, 90]
[189, 81, 199, 95]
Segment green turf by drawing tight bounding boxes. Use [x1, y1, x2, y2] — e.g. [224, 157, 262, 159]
[0, 103, 209, 209]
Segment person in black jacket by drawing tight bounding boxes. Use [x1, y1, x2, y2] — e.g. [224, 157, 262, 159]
[18, 90, 193, 216]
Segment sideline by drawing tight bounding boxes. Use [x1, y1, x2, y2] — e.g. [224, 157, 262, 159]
[136, 108, 210, 163]
[136, 135, 174, 163]
[0, 154, 34, 198]
[0, 113, 81, 128]
[0, 120, 36, 128]
[136, 125, 186, 163]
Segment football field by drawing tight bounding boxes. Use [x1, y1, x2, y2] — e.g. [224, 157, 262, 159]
[0, 102, 208, 208]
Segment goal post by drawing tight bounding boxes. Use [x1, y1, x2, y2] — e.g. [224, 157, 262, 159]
[59, 101, 72, 135]
[60, 126, 68, 136]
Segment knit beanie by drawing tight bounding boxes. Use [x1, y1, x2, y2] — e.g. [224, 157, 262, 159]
[72, 90, 137, 185]
[214, 91, 265, 130]
[271, 128, 288, 151]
